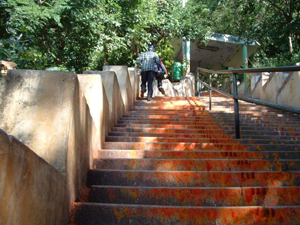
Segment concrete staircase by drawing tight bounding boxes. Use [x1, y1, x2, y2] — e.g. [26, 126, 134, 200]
[73, 95, 300, 224]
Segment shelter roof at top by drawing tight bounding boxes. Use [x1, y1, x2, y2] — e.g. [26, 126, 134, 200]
[172, 33, 260, 72]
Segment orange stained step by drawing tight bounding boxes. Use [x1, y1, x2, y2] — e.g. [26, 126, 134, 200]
[72, 95, 300, 224]
[74, 203, 300, 225]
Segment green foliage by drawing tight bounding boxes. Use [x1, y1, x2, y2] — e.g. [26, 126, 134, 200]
[1, 0, 69, 68]
[2, 0, 206, 73]
[5, 0, 298, 73]
[156, 39, 175, 78]
[188, 0, 300, 67]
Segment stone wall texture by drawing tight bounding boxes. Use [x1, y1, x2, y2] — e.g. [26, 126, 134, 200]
[77, 74, 109, 152]
[0, 70, 100, 224]
[84, 71, 125, 130]
[0, 129, 68, 225]
[103, 65, 133, 113]
[251, 71, 300, 108]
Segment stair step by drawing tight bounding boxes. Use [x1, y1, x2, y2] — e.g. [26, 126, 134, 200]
[118, 120, 220, 125]
[73, 95, 300, 224]
[249, 144, 300, 151]
[215, 117, 300, 125]
[122, 115, 214, 120]
[242, 139, 300, 145]
[125, 112, 210, 117]
[122, 115, 300, 124]
[106, 136, 239, 144]
[228, 130, 300, 137]
[219, 123, 300, 130]
[109, 131, 299, 141]
[106, 136, 299, 145]
[132, 106, 203, 110]
[109, 131, 233, 139]
[98, 150, 300, 160]
[224, 126, 300, 133]
[74, 203, 300, 225]
[104, 142, 300, 151]
[134, 98, 201, 103]
[89, 185, 300, 206]
[103, 142, 248, 151]
[212, 111, 298, 118]
[115, 123, 222, 129]
[87, 170, 300, 187]
[111, 127, 227, 135]
[93, 158, 300, 171]
[117, 122, 300, 134]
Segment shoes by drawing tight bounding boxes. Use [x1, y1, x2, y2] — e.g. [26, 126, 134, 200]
[141, 90, 146, 98]
[147, 97, 151, 101]
[158, 87, 165, 95]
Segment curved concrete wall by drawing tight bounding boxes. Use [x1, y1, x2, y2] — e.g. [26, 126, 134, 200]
[0, 129, 67, 225]
[77, 74, 109, 151]
[0, 70, 75, 172]
[128, 67, 138, 101]
[0, 67, 138, 225]
[84, 71, 125, 130]
[0, 70, 99, 224]
[103, 65, 133, 113]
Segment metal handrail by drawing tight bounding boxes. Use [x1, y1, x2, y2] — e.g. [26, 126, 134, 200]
[196, 65, 300, 139]
[198, 65, 300, 75]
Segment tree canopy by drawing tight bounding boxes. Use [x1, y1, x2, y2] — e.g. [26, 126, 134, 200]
[1, 0, 200, 73]
[186, 0, 300, 66]
[1, 0, 299, 73]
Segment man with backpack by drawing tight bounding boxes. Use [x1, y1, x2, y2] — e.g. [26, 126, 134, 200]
[137, 45, 160, 101]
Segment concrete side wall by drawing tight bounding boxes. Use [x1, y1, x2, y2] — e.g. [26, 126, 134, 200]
[252, 75, 263, 100]
[77, 74, 110, 150]
[0, 66, 140, 224]
[103, 65, 133, 113]
[66, 77, 99, 205]
[277, 71, 300, 108]
[229, 82, 245, 95]
[0, 70, 77, 173]
[172, 75, 195, 97]
[251, 71, 300, 108]
[128, 68, 138, 101]
[133, 68, 140, 100]
[0, 129, 68, 225]
[262, 72, 286, 103]
[84, 71, 124, 130]
[0, 70, 99, 224]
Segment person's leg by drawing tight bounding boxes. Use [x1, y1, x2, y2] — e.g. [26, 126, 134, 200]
[140, 71, 147, 98]
[157, 72, 162, 88]
[147, 71, 155, 100]
[157, 73, 165, 94]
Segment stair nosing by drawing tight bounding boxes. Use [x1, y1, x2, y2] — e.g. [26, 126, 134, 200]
[74, 202, 300, 209]
[94, 158, 300, 162]
[89, 185, 300, 190]
[89, 169, 300, 173]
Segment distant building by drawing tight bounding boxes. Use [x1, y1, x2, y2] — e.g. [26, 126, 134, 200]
[172, 33, 260, 72]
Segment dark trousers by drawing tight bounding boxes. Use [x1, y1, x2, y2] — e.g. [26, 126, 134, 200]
[156, 73, 163, 88]
[141, 71, 155, 97]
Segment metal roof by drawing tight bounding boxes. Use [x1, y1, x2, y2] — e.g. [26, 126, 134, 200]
[172, 33, 260, 72]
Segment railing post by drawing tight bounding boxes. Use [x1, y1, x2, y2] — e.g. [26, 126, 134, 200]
[243, 44, 248, 94]
[196, 69, 200, 97]
[199, 78, 202, 97]
[209, 73, 212, 110]
[233, 73, 241, 139]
